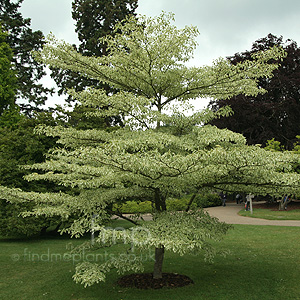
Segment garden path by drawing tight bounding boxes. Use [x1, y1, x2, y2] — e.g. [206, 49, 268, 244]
[126, 202, 300, 226]
[205, 202, 300, 226]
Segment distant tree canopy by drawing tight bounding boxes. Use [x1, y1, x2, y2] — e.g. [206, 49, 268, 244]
[0, 0, 53, 113]
[72, 0, 138, 56]
[50, 0, 138, 104]
[209, 34, 300, 149]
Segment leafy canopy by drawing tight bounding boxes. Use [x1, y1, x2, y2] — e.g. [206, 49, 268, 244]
[36, 12, 285, 108]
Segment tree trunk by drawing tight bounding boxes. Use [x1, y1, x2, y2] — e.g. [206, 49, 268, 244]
[186, 193, 197, 212]
[279, 195, 292, 211]
[153, 188, 166, 279]
[40, 226, 48, 235]
[153, 246, 165, 279]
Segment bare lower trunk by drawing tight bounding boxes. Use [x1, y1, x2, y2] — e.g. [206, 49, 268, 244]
[186, 193, 197, 212]
[279, 195, 292, 211]
[153, 246, 165, 279]
[153, 188, 166, 279]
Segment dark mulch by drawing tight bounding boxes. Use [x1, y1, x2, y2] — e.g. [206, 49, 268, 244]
[117, 272, 194, 289]
[254, 201, 300, 211]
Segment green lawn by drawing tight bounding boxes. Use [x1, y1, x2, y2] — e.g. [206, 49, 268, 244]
[1, 223, 300, 300]
[239, 208, 300, 220]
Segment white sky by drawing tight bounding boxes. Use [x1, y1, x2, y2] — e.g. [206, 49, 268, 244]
[18, 0, 300, 109]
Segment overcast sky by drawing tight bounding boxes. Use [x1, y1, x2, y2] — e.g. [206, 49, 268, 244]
[18, 0, 300, 108]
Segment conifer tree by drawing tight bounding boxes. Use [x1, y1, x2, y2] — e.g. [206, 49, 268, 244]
[50, 0, 138, 102]
[0, 26, 16, 115]
[0, 0, 53, 112]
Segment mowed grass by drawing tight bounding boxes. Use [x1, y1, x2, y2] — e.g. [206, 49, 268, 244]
[1, 222, 300, 300]
[239, 208, 300, 220]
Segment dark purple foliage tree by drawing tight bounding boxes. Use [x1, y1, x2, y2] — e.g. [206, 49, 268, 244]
[209, 34, 300, 149]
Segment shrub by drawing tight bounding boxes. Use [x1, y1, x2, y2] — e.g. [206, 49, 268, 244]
[114, 201, 152, 214]
[194, 193, 222, 208]
[113, 192, 221, 214]
[166, 197, 197, 211]
[0, 199, 60, 237]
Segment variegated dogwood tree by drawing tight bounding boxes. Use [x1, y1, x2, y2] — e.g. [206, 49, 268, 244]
[1, 12, 300, 286]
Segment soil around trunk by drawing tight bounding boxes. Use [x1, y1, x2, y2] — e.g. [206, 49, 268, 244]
[117, 272, 194, 289]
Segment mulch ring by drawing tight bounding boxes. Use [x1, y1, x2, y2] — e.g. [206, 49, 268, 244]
[117, 272, 194, 289]
[254, 201, 300, 211]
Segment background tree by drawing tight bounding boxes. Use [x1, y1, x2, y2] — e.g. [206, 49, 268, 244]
[264, 137, 300, 210]
[2, 13, 300, 286]
[0, 0, 53, 113]
[0, 0, 112, 235]
[0, 26, 16, 115]
[50, 0, 138, 103]
[0, 111, 65, 236]
[209, 34, 300, 149]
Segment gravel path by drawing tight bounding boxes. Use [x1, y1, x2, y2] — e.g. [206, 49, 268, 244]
[205, 202, 300, 227]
